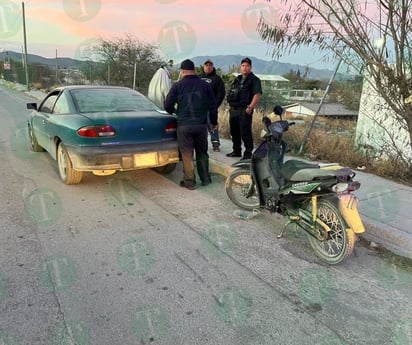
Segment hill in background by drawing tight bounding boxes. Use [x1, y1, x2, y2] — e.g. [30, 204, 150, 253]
[1, 51, 339, 80]
[189, 54, 337, 80]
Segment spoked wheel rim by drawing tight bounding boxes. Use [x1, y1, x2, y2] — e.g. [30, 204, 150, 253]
[225, 169, 260, 210]
[307, 199, 355, 264]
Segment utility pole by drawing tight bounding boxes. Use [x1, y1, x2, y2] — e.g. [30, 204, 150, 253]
[298, 57, 343, 154]
[133, 62, 137, 90]
[55, 49, 58, 84]
[22, 1, 29, 91]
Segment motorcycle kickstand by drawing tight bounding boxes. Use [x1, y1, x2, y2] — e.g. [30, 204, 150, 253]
[277, 220, 299, 238]
[278, 220, 292, 238]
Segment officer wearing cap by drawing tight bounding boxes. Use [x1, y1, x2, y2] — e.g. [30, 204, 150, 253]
[164, 59, 218, 190]
[199, 59, 226, 152]
[226, 57, 262, 160]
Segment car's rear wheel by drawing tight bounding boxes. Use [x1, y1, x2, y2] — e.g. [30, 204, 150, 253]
[57, 142, 83, 185]
[28, 125, 43, 152]
[152, 163, 177, 175]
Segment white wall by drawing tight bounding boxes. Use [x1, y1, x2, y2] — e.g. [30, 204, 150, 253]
[356, 76, 412, 160]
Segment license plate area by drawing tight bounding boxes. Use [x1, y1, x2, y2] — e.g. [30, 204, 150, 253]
[134, 152, 158, 168]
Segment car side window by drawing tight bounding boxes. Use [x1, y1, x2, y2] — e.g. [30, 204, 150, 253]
[39, 94, 58, 113]
[53, 92, 74, 114]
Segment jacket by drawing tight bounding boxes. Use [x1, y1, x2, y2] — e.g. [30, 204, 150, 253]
[164, 75, 218, 126]
[198, 68, 226, 107]
[227, 72, 262, 107]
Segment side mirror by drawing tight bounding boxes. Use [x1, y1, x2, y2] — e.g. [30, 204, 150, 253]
[273, 105, 283, 116]
[27, 103, 38, 110]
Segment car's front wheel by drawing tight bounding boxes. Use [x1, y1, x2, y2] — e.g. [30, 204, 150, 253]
[57, 142, 83, 185]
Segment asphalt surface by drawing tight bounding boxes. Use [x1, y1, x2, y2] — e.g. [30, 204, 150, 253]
[209, 138, 412, 260]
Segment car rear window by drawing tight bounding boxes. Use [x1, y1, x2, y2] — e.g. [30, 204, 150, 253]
[71, 88, 159, 113]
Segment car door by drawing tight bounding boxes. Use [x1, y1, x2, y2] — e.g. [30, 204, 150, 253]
[33, 91, 60, 153]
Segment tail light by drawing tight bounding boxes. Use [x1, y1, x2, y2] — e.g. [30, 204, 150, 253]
[331, 181, 360, 193]
[78, 125, 116, 137]
[165, 121, 177, 133]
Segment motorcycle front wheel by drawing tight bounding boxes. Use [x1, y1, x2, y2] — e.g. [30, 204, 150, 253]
[225, 169, 260, 210]
[306, 197, 356, 265]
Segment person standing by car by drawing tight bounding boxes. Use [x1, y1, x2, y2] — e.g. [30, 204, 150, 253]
[226, 57, 262, 160]
[164, 59, 218, 190]
[198, 59, 226, 152]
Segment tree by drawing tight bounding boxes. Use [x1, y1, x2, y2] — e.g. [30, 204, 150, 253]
[259, 0, 412, 166]
[88, 34, 167, 94]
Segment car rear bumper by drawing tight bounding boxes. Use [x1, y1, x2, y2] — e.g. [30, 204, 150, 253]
[66, 141, 179, 171]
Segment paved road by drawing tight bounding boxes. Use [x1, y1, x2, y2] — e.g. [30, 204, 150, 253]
[0, 85, 411, 345]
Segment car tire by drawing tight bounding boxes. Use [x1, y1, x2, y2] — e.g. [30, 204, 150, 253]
[152, 163, 177, 175]
[28, 125, 43, 152]
[57, 142, 83, 185]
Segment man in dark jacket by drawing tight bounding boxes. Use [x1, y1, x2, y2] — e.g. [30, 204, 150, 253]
[199, 59, 226, 152]
[226, 57, 262, 160]
[164, 59, 218, 190]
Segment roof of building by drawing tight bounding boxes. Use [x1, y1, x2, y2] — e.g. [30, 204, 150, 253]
[231, 73, 290, 82]
[295, 102, 359, 116]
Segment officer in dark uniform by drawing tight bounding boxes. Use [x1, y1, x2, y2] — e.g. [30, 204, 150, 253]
[226, 57, 262, 160]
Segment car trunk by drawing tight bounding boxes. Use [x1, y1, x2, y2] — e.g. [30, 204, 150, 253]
[81, 110, 176, 145]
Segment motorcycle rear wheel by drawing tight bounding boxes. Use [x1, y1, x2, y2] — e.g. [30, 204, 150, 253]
[306, 197, 356, 265]
[225, 169, 260, 210]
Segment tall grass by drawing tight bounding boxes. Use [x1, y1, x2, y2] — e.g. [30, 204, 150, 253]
[218, 106, 411, 185]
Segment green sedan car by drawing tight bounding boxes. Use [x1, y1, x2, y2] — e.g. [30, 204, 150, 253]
[27, 85, 179, 184]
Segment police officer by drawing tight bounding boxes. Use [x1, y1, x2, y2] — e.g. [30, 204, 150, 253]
[226, 57, 262, 160]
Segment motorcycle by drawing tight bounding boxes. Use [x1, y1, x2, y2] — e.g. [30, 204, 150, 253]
[225, 105, 365, 264]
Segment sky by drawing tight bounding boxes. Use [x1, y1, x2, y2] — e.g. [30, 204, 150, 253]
[0, 0, 333, 69]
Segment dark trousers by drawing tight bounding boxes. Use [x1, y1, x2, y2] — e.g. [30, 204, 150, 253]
[177, 124, 210, 185]
[229, 108, 253, 155]
[207, 112, 220, 148]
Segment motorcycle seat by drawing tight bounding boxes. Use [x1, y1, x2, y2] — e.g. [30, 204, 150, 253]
[281, 159, 353, 182]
